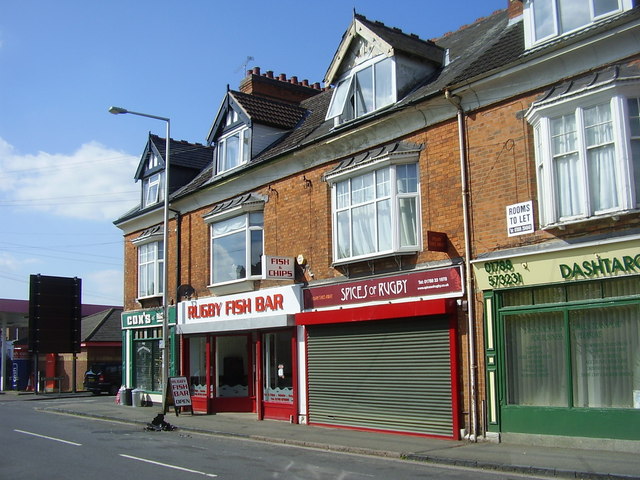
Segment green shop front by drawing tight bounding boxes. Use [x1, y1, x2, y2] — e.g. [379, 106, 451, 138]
[474, 237, 640, 445]
[121, 307, 177, 403]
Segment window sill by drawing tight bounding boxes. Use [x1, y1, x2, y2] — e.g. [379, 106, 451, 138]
[541, 209, 638, 231]
[137, 294, 162, 302]
[207, 279, 257, 296]
[332, 249, 419, 267]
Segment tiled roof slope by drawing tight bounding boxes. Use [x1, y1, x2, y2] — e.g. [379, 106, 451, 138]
[230, 90, 308, 130]
[173, 89, 332, 200]
[163, 6, 640, 206]
[354, 13, 444, 63]
[149, 134, 213, 171]
[442, 6, 640, 88]
[82, 307, 123, 343]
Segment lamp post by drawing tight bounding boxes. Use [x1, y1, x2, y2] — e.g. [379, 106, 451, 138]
[109, 106, 171, 410]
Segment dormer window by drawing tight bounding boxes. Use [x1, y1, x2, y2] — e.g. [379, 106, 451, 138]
[217, 126, 251, 173]
[524, 0, 632, 48]
[142, 171, 165, 208]
[326, 56, 395, 124]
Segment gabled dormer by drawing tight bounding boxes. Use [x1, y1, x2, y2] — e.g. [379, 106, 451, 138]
[134, 133, 214, 210]
[523, 0, 636, 49]
[324, 13, 445, 126]
[207, 68, 321, 177]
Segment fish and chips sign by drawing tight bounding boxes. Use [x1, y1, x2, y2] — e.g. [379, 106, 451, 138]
[262, 255, 295, 280]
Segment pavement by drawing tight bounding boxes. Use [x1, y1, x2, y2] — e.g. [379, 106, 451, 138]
[2, 391, 640, 479]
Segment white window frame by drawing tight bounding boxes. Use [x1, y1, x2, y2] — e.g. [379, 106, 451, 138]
[217, 125, 251, 174]
[523, 0, 633, 49]
[142, 171, 164, 208]
[328, 159, 421, 265]
[136, 240, 164, 299]
[207, 209, 264, 287]
[527, 82, 640, 228]
[325, 55, 396, 124]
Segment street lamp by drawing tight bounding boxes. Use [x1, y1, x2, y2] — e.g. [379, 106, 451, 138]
[109, 106, 171, 410]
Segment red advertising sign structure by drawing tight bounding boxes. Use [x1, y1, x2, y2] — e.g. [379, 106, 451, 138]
[303, 266, 462, 310]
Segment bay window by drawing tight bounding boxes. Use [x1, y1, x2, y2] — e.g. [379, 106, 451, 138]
[210, 211, 263, 285]
[527, 84, 640, 227]
[330, 162, 420, 263]
[524, 0, 632, 48]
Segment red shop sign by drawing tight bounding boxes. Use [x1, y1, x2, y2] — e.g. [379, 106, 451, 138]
[303, 266, 462, 310]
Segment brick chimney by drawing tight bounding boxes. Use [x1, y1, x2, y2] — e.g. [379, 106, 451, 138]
[508, 0, 523, 20]
[239, 66, 322, 105]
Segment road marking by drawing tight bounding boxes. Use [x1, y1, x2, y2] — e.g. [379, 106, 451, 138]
[14, 429, 82, 446]
[120, 454, 218, 477]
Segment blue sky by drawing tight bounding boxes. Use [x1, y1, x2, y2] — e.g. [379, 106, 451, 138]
[0, 0, 507, 306]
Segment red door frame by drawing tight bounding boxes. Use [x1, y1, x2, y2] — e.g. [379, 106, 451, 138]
[297, 298, 460, 439]
[258, 328, 298, 422]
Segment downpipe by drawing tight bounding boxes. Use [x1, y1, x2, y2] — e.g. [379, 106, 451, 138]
[445, 89, 478, 442]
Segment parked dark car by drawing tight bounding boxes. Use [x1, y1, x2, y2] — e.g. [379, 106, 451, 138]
[83, 363, 122, 395]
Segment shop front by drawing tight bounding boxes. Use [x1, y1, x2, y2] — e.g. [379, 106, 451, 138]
[475, 237, 640, 443]
[121, 307, 177, 403]
[177, 285, 302, 421]
[297, 266, 463, 439]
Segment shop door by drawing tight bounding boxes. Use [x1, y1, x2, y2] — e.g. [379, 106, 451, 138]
[214, 334, 254, 412]
[187, 335, 209, 413]
[261, 330, 296, 421]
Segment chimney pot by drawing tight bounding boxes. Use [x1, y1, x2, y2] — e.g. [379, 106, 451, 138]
[252, 66, 261, 75]
[302, 79, 309, 86]
[266, 70, 274, 78]
[290, 76, 298, 84]
[508, 0, 523, 19]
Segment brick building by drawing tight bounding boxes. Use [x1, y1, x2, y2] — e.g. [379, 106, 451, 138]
[114, 0, 640, 448]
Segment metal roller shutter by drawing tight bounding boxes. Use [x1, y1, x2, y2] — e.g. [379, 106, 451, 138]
[307, 316, 453, 437]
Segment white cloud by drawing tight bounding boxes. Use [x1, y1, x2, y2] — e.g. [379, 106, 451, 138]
[0, 251, 39, 271]
[0, 137, 139, 221]
[83, 268, 123, 306]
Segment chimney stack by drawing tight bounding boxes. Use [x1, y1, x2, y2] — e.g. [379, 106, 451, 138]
[238, 67, 322, 104]
[508, 0, 523, 20]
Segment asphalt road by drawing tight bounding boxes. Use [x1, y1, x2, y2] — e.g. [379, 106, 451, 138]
[0, 398, 550, 480]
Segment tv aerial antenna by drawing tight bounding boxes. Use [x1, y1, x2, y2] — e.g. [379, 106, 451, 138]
[235, 56, 255, 74]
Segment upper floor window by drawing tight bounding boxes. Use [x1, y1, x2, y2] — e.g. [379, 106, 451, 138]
[524, 0, 631, 48]
[330, 162, 420, 263]
[528, 83, 640, 228]
[138, 240, 164, 298]
[326, 56, 395, 125]
[143, 171, 164, 208]
[217, 126, 251, 173]
[148, 153, 159, 170]
[210, 212, 263, 285]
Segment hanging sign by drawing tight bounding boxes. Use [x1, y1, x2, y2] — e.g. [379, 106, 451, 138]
[262, 255, 295, 280]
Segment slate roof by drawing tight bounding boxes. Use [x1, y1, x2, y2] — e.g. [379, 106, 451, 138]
[529, 61, 640, 108]
[230, 90, 308, 130]
[203, 192, 268, 218]
[323, 141, 424, 180]
[354, 14, 443, 62]
[126, 5, 640, 218]
[82, 308, 123, 343]
[147, 134, 213, 173]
